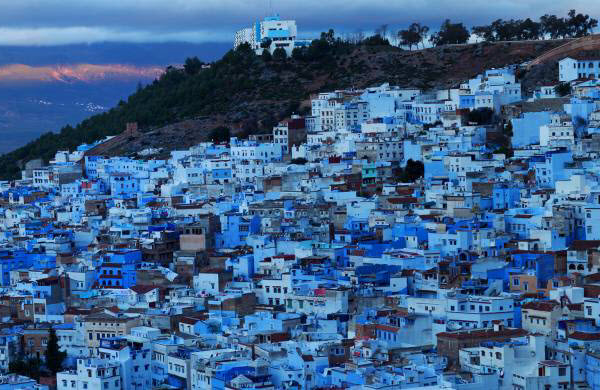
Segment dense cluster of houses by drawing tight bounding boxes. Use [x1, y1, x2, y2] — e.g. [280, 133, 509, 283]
[4, 58, 600, 390]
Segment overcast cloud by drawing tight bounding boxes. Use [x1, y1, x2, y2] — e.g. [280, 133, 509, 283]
[2, 0, 600, 45]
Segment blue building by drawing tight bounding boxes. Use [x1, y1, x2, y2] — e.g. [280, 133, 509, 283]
[511, 111, 552, 147]
[95, 250, 141, 288]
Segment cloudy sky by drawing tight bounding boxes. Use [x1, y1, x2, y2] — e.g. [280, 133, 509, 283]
[2, 0, 600, 46]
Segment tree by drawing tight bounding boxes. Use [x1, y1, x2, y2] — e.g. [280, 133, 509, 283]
[396, 159, 425, 182]
[430, 19, 469, 46]
[291, 47, 304, 61]
[398, 28, 420, 50]
[260, 38, 272, 49]
[410, 23, 430, 48]
[520, 18, 542, 40]
[399, 23, 429, 49]
[235, 42, 253, 53]
[306, 35, 331, 60]
[273, 47, 287, 61]
[320, 29, 336, 45]
[554, 82, 572, 97]
[209, 126, 230, 143]
[183, 56, 203, 75]
[362, 34, 390, 46]
[261, 49, 272, 62]
[472, 25, 495, 42]
[491, 19, 519, 41]
[9, 356, 42, 380]
[567, 9, 598, 37]
[405, 159, 424, 182]
[539, 14, 554, 39]
[539, 14, 570, 39]
[467, 107, 494, 125]
[291, 157, 308, 165]
[45, 328, 66, 374]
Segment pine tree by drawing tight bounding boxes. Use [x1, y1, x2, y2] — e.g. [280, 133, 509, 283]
[45, 328, 66, 375]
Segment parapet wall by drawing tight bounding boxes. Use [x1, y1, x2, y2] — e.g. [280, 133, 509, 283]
[528, 35, 600, 68]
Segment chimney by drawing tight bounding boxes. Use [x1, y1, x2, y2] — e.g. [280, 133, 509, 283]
[126, 122, 139, 135]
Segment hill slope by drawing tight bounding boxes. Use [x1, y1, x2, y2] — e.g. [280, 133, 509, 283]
[0, 38, 566, 179]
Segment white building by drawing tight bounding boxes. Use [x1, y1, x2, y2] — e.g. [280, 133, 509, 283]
[445, 296, 515, 329]
[559, 56, 600, 82]
[459, 334, 546, 390]
[234, 15, 310, 56]
[57, 358, 121, 390]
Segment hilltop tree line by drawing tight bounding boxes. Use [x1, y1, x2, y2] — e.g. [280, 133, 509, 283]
[392, 9, 598, 49]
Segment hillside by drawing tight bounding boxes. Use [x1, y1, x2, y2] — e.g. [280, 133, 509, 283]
[0, 38, 568, 179]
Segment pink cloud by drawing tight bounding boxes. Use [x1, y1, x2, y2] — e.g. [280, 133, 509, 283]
[0, 63, 164, 83]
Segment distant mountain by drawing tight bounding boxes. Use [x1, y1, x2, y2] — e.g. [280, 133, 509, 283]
[0, 79, 145, 154]
[0, 41, 231, 154]
[0, 63, 163, 83]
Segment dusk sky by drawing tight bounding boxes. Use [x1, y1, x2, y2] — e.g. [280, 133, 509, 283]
[2, 0, 600, 46]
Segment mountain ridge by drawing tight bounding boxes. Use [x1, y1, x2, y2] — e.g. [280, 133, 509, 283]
[0, 63, 164, 83]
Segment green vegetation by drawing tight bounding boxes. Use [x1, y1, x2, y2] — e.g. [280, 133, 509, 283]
[45, 328, 67, 374]
[555, 82, 572, 97]
[8, 328, 65, 379]
[9, 356, 43, 380]
[472, 10, 597, 42]
[395, 9, 597, 49]
[395, 159, 425, 182]
[209, 126, 231, 143]
[261, 49, 272, 62]
[430, 20, 470, 46]
[183, 56, 204, 75]
[467, 108, 495, 126]
[273, 47, 287, 61]
[398, 23, 429, 50]
[290, 157, 308, 165]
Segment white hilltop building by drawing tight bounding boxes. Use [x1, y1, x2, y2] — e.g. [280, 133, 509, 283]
[234, 14, 311, 56]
